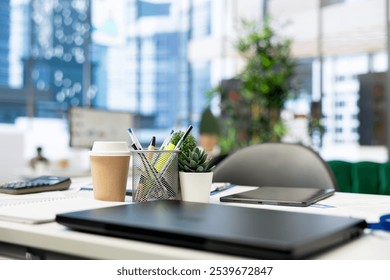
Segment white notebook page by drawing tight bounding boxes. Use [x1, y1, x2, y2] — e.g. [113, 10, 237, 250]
[0, 191, 129, 224]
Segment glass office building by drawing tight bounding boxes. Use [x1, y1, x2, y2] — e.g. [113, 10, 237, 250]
[0, 0, 214, 136]
[0, 0, 92, 122]
[0, 0, 10, 87]
[0, 0, 388, 156]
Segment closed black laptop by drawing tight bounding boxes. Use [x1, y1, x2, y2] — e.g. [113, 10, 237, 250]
[56, 200, 366, 259]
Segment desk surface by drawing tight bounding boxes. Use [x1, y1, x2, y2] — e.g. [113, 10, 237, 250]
[0, 178, 389, 259]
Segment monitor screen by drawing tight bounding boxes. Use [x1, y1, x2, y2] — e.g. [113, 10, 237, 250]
[68, 107, 134, 148]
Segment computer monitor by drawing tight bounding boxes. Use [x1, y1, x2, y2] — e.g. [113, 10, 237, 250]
[68, 107, 134, 149]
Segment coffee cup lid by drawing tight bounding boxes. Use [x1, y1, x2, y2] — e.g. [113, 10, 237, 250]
[89, 141, 131, 156]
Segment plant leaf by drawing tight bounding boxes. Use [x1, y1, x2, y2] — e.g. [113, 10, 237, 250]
[189, 159, 197, 169]
[196, 166, 204, 172]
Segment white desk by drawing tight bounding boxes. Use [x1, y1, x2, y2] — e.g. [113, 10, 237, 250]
[0, 179, 389, 259]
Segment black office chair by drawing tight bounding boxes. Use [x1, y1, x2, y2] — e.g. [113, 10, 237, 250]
[212, 142, 338, 190]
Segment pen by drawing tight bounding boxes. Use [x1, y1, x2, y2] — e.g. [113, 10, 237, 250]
[154, 130, 177, 171]
[127, 128, 143, 150]
[158, 125, 193, 176]
[159, 129, 174, 150]
[152, 130, 173, 166]
[174, 125, 193, 151]
[155, 141, 175, 172]
[210, 183, 234, 195]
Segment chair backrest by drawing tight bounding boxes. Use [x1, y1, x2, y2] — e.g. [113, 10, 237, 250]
[212, 143, 338, 190]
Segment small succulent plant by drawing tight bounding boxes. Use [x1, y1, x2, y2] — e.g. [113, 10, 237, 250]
[179, 147, 213, 172]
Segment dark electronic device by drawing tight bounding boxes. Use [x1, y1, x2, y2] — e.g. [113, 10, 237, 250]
[220, 186, 335, 207]
[56, 200, 366, 259]
[0, 176, 71, 195]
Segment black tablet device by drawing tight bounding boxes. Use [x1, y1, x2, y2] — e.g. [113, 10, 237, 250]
[219, 186, 335, 207]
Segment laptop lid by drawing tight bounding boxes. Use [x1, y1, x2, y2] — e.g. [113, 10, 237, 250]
[219, 186, 335, 207]
[56, 200, 366, 259]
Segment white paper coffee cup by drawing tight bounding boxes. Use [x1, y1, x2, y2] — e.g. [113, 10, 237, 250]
[90, 141, 131, 202]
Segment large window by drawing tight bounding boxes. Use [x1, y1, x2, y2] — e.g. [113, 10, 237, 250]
[1, 1, 262, 138]
[270, 0, 388, 150]
[0, 0, 200, 135]
[1, 0, 91, 122]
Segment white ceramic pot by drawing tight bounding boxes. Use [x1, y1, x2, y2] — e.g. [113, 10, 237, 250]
[179, 171, 213, 203]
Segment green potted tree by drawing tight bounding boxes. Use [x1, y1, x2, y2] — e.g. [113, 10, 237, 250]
[216, 18, 296, 152]
[199, 107, 221, 159]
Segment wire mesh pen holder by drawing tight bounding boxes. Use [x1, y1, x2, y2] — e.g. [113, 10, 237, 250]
[131, 150, 179, 202]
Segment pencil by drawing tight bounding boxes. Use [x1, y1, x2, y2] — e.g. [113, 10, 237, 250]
[147, 136, 156, 161]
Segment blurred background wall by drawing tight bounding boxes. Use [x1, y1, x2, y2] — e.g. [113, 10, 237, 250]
[1, 0, 389, 181]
